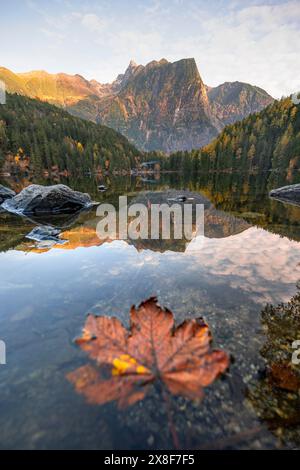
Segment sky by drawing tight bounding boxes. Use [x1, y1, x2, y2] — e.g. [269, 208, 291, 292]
[1, 0, 300, 98]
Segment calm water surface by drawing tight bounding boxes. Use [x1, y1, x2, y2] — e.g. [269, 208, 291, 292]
[0, 172, 300, 449]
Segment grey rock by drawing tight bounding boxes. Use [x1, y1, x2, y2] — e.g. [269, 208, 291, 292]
[2, 184, 94, 215]
[269, 184, 300, 206]
[26, 226, 65, 245]
[0, 184, 16, 204]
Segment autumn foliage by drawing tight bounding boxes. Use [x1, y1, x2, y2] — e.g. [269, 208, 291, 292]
[67, 298, 229, 408]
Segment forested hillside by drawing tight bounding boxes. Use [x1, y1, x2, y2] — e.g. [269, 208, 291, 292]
[0, 61, 273, 153]
[1, 94, 299, 179]
[161, 98, 300, 177]
[0, 94, 141, 174]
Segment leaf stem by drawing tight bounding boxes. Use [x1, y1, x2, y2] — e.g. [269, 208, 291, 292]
[161, 388, 180, 449]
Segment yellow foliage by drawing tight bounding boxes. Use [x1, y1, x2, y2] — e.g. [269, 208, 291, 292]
[77, 142, 84, 152]
[112, 354, 148, 375]
[290, 106, 298, 120]
[112, 354, 149, 376]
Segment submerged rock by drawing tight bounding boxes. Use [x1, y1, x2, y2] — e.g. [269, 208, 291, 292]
[0, 185, 16, 204]
[247, 288, 300, 446]
[26, 225, 65, 245]
[269, 184, 300, 206]
[2, 184, 94, 215]
[25, 225, 69, 250]
[167, 195, 194, 202]
[260, 288, 300, 392]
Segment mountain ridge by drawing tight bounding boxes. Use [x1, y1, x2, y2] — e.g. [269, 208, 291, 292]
[0, 59, 274, 152]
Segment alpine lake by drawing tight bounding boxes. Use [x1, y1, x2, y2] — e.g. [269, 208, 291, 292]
[0, 170, 300, 450]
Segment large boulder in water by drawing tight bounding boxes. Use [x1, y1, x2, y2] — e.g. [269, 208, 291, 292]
[270, 184, 300, 206]
[0, 184, 16, 204]
[2, 184, 94, 215]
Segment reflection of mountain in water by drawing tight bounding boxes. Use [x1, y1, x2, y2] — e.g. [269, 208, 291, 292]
[1, 171, 300, 253]
[8, 190, 250, 254]
[127, 190, 250, 252]
[194, 170, 300, 242]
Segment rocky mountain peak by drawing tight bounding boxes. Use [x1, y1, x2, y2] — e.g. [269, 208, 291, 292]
[129, 59, 138, 68]
[113, 59, 140, 89]
[0, 59, 274, 153]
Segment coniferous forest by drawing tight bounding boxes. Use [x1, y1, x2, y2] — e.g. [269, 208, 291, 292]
[1, 94, 299, 179]
[2, 91, 300, 260]
[158, 98, 300, 176]
[0, 94, 141, 175]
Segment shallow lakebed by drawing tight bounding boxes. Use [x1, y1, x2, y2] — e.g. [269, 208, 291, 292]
[0, 172, 300, 449]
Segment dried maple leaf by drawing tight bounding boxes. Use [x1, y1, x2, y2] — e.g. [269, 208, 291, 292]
[67, 297, 229, 408]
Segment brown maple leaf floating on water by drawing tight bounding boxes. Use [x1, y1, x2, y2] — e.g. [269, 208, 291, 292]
[67, 297, 229, 408]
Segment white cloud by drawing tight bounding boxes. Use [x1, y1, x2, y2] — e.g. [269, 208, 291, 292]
[188, 1, 300, 97]
[184, 227, 300, 305]
[5, 0, 300, 97]
[39, 28, 65, 41]
[81, 13, 105, 32]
